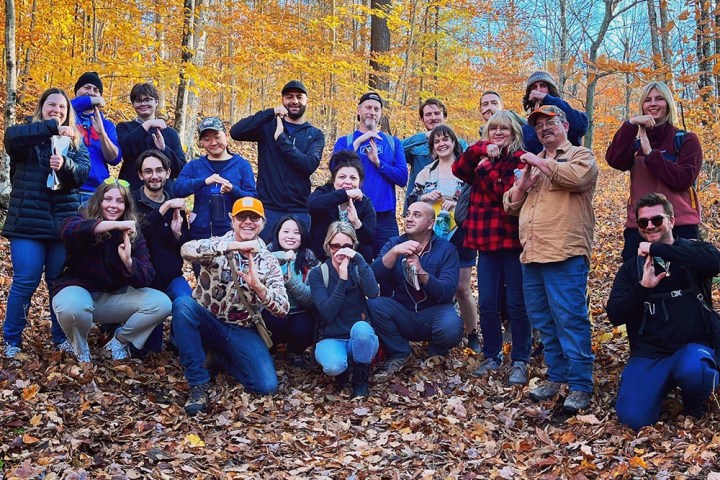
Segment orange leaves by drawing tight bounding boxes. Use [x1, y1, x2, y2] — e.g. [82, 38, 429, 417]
[21, 383, 39, 401]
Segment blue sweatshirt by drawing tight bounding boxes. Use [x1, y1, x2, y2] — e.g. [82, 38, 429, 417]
[71, 96, 122, 193]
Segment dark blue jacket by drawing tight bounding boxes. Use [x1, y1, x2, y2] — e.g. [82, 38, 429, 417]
[307, 183, 377, 262]
[371, 233, 459, 312]
[521, 94, 588, 154]
[133, 188, 190, 290]
[116, 120, 187, 191]
[2, 120, 90, 239]
[308, 255, 379, 340]
[230, 109, 325, 212]
[173, 154, 257, 240]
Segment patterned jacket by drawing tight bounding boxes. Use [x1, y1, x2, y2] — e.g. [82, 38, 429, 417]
[180, 231, 289, 327]
[452, 141, 525, 251]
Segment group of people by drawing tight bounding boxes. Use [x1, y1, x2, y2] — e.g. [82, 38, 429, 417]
[1, 70, 718, 430]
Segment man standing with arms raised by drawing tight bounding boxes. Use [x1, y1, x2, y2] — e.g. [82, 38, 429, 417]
[231, 80, 325, 239]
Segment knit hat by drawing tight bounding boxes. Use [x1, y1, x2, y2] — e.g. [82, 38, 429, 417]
[231, 197, 265, 219]
[358, 92, 383, 108]
[74, 72, 103, 95]
[525, 71, 558, 93]
[281, 80, 307, 95]
[197, 117, 225, 135]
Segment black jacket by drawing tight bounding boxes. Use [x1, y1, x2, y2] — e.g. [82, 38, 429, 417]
[132, 188, 189, 290]
[230, 108, 325, 212]
[2, 120, 90, 239]
[307, 184, 377, 262]
[606, 238, 720, 358]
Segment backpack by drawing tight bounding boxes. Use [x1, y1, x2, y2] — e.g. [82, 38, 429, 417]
[453, 183, 472, 227]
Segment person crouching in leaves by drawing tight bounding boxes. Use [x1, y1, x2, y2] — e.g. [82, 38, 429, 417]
[52, 178, 172, 362]
[308, 222, 380, 397]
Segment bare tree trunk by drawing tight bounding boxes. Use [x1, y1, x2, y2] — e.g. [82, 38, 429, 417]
[19, 0, 37, 93]
[91, 0, 98, 62]
[695, 0, 713, 102]
[175, 0, 199, 152]
[154, 0, 167, 115]
[2, 0, 18, 207]
[558, 0, 568, 95]
[658, 0, 673, 83]
[715, 0, 720, 97]
[647, 0, 661, 67]
[369, 0, 390, 91]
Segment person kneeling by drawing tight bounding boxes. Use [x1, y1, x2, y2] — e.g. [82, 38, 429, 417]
[607, 193, 720, 430]
[52, 179, 172, 363]
[308, 222, 380, 397]
[174, 197, 289, 415]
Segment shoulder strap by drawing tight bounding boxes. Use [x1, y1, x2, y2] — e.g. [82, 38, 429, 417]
[674, 130, 686, 156]
[381, 132, 395, 155]
[320, 262, 329, 289]
[345, 133, 355, 150]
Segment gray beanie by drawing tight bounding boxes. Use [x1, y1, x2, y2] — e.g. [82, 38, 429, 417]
[525, 71, 558, 93]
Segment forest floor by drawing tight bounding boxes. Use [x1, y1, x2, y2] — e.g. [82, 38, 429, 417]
[1, 166, 720, 479]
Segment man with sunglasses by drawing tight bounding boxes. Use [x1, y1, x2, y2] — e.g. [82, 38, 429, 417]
[173, 197, 289, 415]
[369, 201, 463, 381]
[504, 105, 598, 413]
[607, 193, 720, 430]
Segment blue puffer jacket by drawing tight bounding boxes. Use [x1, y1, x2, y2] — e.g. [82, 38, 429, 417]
[2, 119, 90, 239]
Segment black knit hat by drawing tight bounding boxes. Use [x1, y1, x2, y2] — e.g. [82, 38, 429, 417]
[74, 72, 103, 95]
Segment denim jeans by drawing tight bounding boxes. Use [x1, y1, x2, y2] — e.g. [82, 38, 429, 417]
[52, 285, 171, 354]
[522, 256, 594, 392]
[616, 343, 718, 430]
[477, 249, 531, 363]
[260, 209, 311, 243]
[373, 211, 400, 258]
[369, 297, 463, 358]
[262, 309, 315, 354]
[315, 321, 379, 376]
[138, 276, 193, 355]
[171, 296, 278, 394]
[3, 238, 67, 347]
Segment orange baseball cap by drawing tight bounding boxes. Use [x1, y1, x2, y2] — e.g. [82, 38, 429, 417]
[231, 197, 265, 218]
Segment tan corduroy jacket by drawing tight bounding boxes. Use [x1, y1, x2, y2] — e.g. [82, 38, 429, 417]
[503, 140, 598, 264]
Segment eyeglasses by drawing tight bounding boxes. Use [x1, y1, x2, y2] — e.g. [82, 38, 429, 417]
[637, 215, 667, 229]
[103, 177, 130, 188]
[141, 167, 167, 176]
[133, 97, 156, 105]
[329, 243, 353, 251]
[234, 213, 263, 222]
[533, 119, 562, 132]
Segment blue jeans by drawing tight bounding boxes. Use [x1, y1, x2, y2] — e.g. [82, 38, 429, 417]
[616, 343, 718, 430]
[260, 209, 311, 243]
[262, 309, 315, 354]
[171, 296, 278, 394]
[369, 297, 463, 358]
[3, 238, 67, 347]
[478, 249, 531, 363]
[314, 321, 379, 376]
[137, 276, 193, 355]
[373, 211, 400, 258]
[522, 256, 594, 392]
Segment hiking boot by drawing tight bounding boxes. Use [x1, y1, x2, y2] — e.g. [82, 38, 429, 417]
[3, 344, 21, 359]
[351, 363, 370, 398]
[563, 390, 592, 413]
[472, 357, 501, 377]
[507, 361, 528, 385]
[103, 335, 130, 360]
[528, 380, 562, 401]
[375, 355, 409, 382]
[185, 383, 210, 416]
[288, 352, 309, 370]
[466, 331, 481, 354]
[56, 340, 75, 354]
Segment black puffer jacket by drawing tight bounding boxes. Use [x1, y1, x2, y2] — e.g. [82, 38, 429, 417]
[2, 119, 90, 239]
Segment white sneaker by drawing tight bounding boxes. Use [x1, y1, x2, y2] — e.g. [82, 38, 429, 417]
[56, 340, 75, 354]
[4, 344, 21, 359]
[73, 340, 92, 363]
[103, 336, 130, 360]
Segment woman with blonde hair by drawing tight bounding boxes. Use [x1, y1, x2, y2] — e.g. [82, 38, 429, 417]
[2, 87, 90, 358]
[52, 179, 171, 362]
[606, 81, 703, 260]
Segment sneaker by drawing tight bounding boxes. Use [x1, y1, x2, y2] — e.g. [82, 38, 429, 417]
[3, 344, 21, 359]
[103, 336, 130, 360]
[73, 340, 92, 363]
[185, 383, 210, 415]
[56, 340, 75, 354]
[466, 331, 481, 354]
[563, 390, 592, 413]
[351, 363, 370, 398]
[528, 380, 562, 401]
[507, 361, 528, 385]
[288, 352, 309, 370]
[472, 357, 501, 377]
[375, 355, 409, 382]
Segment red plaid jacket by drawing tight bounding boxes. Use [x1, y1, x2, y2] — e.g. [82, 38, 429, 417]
[452, 141, 526, 251]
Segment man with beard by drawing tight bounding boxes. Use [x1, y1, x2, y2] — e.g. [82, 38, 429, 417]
[333, 92, 408, 256]
[402, 98, 467, 210]
[132, 149, 192, 353]
[230, 80, 325, 240]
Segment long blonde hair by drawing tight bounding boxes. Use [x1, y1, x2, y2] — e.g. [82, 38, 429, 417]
[481, 110, 524, 155]
[32, 87, 82, 150]
[638, 81, 678, 125]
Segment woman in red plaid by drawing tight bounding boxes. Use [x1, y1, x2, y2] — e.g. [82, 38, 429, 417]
[452, 110, 532, 385]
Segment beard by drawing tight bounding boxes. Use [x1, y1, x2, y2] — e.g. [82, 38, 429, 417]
[363, 117, 378, 130]
[145, 180, 165, 192]
[286, 104, 307, 120]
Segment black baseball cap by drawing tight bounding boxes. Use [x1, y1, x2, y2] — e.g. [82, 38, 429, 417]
[358, 92, 383, 108]
[281, 80, 307, 95]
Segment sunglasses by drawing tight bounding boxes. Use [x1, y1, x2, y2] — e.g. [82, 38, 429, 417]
[329, 243, 353, 251]
[234, 213, 263, 222]
[637, 215, 666, 229]
[103, 177, 130, 188]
